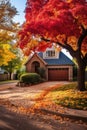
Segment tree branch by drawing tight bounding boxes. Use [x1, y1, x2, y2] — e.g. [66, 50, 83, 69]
[41, 37, 76, 58]
[41, 37, 67, 48]
[77, 27, 87, 51]
[83, 53, 87, 67]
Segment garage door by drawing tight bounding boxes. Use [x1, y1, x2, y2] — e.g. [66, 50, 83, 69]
[48, 68, 68, 81]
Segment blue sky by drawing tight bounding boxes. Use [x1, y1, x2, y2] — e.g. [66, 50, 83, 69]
[10, 0, 26, 24]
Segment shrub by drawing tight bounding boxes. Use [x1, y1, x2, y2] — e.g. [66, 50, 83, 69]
[20, 73, 41, 85]
[17, 71, 26, 80]
[38, 67, 46, 79]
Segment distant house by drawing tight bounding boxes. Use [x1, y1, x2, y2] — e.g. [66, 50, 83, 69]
[0, 68, 5, 74]
[25, 47, 74, 81]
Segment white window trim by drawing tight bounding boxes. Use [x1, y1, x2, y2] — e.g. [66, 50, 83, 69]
[43, 50, 59, 59]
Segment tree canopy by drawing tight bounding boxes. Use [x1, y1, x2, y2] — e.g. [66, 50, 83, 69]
[1, 48, 24, 79]
[0, 0, 17, 31]
[0, 0, 19, 66]
[0, 44, 16, 66]
[18, 0, 87, 91]
[18, 0, 87, 56]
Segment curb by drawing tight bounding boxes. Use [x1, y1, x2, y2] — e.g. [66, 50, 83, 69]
[0, 81, 18, 85]
[40, 108, 87, 122]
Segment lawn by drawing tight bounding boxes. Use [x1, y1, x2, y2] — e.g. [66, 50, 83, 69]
[45, 82, 87, 110]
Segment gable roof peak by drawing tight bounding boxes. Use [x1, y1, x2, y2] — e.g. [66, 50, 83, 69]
[25, 52, 47, 65]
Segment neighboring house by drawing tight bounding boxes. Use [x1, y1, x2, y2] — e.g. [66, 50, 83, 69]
[25, 47, 74, 81]
[0, 68, 9, 81]
[0, 68, 6, 74]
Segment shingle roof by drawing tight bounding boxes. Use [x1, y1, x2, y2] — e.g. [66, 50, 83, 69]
[38, 52, 74, 65]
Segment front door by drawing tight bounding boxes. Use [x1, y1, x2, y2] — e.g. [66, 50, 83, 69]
[32, 61, 40, 73]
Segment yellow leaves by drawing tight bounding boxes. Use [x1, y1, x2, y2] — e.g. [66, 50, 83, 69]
[27, 39, 39, 49]
[0, 30, 15, 42]
[66, 0, 72, 3]
[2, 44, 10, 49]
[35, 82, 87, 111]
[67, 36, 77, 51]
[67, 36, 87, 56]
[0, 44, 16, 66]
[56, 34, 66, 44]
[45, 32, 49, 39]
[22, 48, 31, 56]
[22, 38, 40, 55]
[53, 8, 60, 18]
[68, 36, 77, 42]
[54, 44, 62, 52]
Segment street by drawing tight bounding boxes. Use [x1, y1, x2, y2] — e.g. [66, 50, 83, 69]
[0, 105, 87, 130]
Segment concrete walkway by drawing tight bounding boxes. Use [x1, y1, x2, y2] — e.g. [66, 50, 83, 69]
[0, 81, 87, 123]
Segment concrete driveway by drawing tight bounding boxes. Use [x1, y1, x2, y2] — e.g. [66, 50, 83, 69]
[0, 81, 68, 107]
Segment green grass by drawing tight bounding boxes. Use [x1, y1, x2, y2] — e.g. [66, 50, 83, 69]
[46, 82, 87, 110]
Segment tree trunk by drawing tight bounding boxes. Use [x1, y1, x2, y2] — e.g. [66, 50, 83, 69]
[77, 63, 86, 91]
[9, 72, 12, 80]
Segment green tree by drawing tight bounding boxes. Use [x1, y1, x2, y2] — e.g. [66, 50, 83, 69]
[1, 48, 24, 80]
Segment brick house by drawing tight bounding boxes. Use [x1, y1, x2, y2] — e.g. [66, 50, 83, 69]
[25, 47, 74, 81]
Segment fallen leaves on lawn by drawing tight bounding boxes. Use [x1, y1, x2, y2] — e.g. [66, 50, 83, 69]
[34, 84, 61, 101]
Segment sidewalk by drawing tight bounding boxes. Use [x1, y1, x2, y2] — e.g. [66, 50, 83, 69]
[40, 104, 87, 122]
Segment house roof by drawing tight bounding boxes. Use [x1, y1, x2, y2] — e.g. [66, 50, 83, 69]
[25, 52, 47, 65]
[38, 52, 74, 65]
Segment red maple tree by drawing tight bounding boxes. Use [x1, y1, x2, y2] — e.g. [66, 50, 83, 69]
[18, 0, 87, 91]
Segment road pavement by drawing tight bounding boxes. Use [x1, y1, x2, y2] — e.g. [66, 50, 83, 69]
[0, 105, 87, 130]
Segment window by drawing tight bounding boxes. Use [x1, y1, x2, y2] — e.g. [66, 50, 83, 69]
[46, 50, 55, 57]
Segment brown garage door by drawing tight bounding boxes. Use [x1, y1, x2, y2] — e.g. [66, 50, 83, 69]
[48, 68, 68, 81]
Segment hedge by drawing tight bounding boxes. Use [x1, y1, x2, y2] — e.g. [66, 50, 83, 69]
[20, 73, 41, 85]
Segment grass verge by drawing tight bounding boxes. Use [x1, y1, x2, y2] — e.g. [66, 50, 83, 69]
[0, 80, 18, 85]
